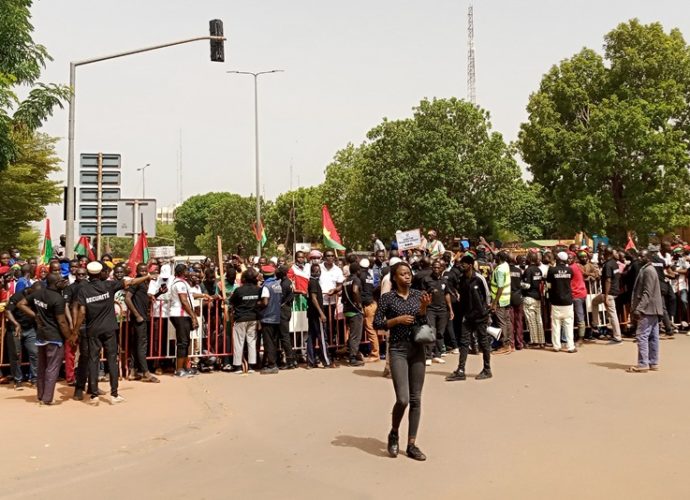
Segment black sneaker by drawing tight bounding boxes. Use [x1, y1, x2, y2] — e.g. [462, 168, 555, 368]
[14, 382, 23, 391]
[406, 444, 427, 461]
[445, 370, 466, 382]
[475, 370, 493, 380]
[348, 358, 364, 367]
[73, 388, 84, 401]
[387, 431, 399, 458]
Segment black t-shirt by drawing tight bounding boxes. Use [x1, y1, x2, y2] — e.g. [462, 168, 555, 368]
[601, 259, 621, 297]
[128, 282, 151, 321]
[547, 264, 573, 306]
[307, 278, 324, 319]
[444, 268, 461, 304]
[509, 265, 523, 306]
[229, 284, 261, 322]
[7, 291, 36, 330]
[650, 254, 668, 285]
[411, 268, 431, 291]
[280, 277, 294, 308]
[77, 279, 124, 336]
[343, 274, 362, 315]
[61, 283, 73, 305]
[623, 259, 644, 293]
[359, 270, 374, 306]
[521, 265, 543, 300]
[26, 288, 66, 342]
[423, 273, 450, 312]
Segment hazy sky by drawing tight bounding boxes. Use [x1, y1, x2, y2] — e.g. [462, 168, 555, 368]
[30, 0, 690, 234]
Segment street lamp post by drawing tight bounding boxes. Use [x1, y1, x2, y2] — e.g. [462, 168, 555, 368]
[137, 163, 151, 198]
[227, 69, 284, 257]
[65, 30, 226, 258]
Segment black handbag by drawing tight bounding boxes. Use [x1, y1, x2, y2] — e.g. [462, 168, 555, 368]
[412, 323, 435, 344]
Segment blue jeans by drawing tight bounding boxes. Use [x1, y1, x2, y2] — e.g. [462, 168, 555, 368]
[6, 327, 38, 383]
[636, 314, 659, 368]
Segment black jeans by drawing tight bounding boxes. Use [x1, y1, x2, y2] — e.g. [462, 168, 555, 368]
[345, 314, 363, 360]
[75, 329, 89, 391]
[458, 318, 491, 373]
[88, 330, 119, 397]
[170, 317, 191, 358]
[660, 282, 675, 332]
[261, 322, 280, 368]
[279, 305, 294, 364]
[389, 341, 426, 440]
[132, 319, 149, 373]
[426, 309, 448, 359]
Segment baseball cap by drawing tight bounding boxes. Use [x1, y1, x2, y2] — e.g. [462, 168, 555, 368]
[359, 258, 370, 269]
[261, 265, 276, 275]
[557, 251, 568, 262]
[389, 257, 402, 266]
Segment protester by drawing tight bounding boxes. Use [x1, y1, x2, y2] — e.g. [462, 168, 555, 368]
[423, 259, 452, 365]
[522, 252, 545, 348]
[229, 268, 261, 373]
[628, 249, 663, 372]
[258, 265, 283, 374]
[374, 261, 431, 461]
[590, 248, 623, 344]
[342, 261, 365, 366]
[569, 251, 588, 345]
[307, 263, 333, 368]
[359, 258, 380, 361]
[491, 251, 512, 354]
[5, 282, 41, 390]
[508, 255, 525, 350]
[125, 263, 160, 383]
[446, 254, 493, 382]
[276, 265, 297, 370]
[426, 230, 445, 258]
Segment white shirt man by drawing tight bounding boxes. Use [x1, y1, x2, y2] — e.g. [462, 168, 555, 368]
[319, 260, 344, 306]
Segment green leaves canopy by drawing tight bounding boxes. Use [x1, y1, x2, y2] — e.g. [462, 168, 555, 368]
[518, 19, 690, 242]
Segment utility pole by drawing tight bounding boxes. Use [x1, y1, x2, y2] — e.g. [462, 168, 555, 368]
[467, 1, 477, 104]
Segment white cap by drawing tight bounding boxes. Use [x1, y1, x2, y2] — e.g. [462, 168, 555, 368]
[252, 256, 259, 264]
[359, 258, 370, 268]
[86, 261, 103, 274]
[557, 251, 569, 262]
[389, 257, 402, 266]
[270, 256, 278, 265]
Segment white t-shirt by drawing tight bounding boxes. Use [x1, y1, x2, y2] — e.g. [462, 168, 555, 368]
[427, 239, 445, 257]
[169, 278, 193, 317]
[319, 264, 344, 305]
[148, 279, 170, 318]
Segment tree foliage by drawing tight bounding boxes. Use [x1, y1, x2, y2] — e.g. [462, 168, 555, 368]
[0, 131, 61, 250]
[174, 192, 239, 254]
[0, 0, 70, 171]
[518, 19, 690, 243]
[264, 185, 323, 250]
[323, 98, 522, 246]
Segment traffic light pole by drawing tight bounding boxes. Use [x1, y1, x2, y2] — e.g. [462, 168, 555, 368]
[65, 34, 226, 258]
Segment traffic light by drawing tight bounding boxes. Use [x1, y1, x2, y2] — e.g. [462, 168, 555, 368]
[209, 19, 225, 63]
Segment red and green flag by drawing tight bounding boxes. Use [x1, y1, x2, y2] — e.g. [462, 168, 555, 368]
[252, 220, 267, 247]
[74, 236, 96, 261]
[40, 219, 53, 264]
[322, 205, 345, 251]
[128, 229, 150, 277]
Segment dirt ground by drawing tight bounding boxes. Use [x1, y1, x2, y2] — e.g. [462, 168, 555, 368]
[2, 335, 690, 500]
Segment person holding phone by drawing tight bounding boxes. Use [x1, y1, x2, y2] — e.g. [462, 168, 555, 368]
[374, 261, 432, 461]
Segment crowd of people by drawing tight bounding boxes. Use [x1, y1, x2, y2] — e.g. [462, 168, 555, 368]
[1, 230, 687, 451]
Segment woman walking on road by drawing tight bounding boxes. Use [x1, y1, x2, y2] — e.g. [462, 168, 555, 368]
[374, 262, 431, 461]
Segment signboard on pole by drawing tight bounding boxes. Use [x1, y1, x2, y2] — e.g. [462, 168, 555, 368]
[396, 229, 422, 251]
[116, 199, 157, 237]
[149, 246, 176, 258]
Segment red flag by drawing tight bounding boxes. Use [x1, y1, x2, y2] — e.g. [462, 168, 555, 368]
[625, 231, 636, 251]
[74, 236, 96, 261]
[127, 230, 150, 277]
[322, 205, 346, 250]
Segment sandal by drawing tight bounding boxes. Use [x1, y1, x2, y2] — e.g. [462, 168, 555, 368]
[627, 366, 649, 373]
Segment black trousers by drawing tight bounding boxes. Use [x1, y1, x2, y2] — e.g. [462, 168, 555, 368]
[458, 318, 491, 373]
[660, 282, 675, 332]
[75, 329, 89, 391]
[279, 305, 294, 364]
[426, 309, 448, 359]
[88, 330, 119, 397]
[390, 341, 426, 440]
[170, 317, 191, 358]
[132, 319, 149, 373]
[261, 322, 280, 368]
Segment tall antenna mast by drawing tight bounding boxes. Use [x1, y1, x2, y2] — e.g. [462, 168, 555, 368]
[467, 1, 477, 104]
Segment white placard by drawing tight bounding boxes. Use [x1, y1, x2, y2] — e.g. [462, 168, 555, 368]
[396, 229, 422, 251]
[149, 246, 176, 258]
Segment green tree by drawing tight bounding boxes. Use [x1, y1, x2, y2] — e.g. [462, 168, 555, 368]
[518, 20, 690, 243]
[0, 132, 61, 251]
[324, 98, 522, 246]
[264, 185, 323, 250]
[500, 182, 556, 241]
[194, 194, 270, 258]
[174, 192, 238, 254]
[0, 0, 70, 171]
[148, 221, 176, 248]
